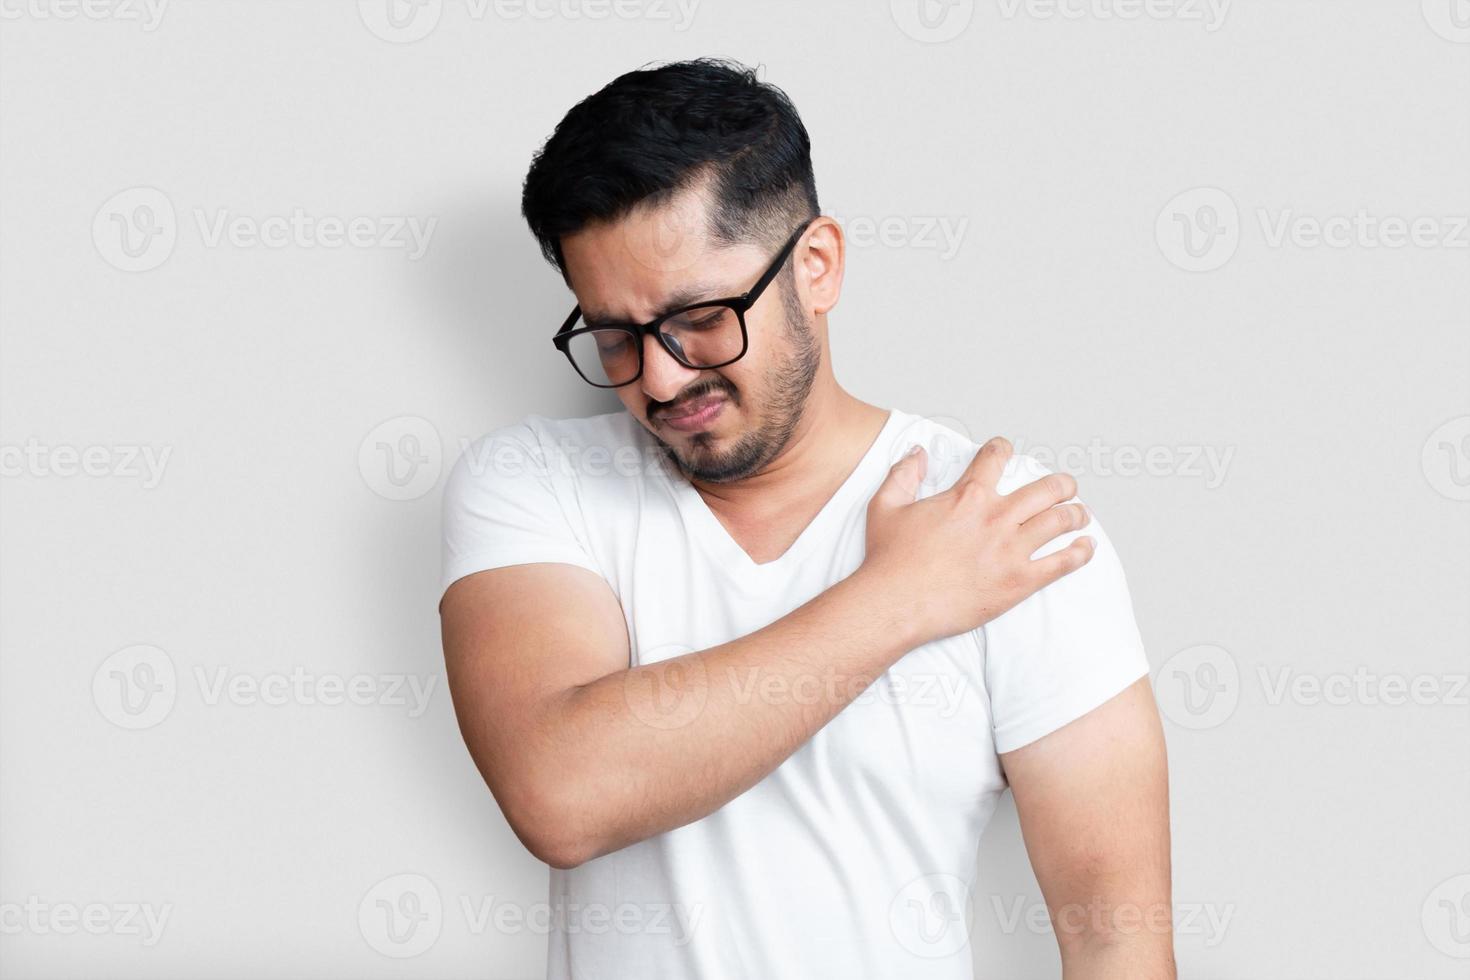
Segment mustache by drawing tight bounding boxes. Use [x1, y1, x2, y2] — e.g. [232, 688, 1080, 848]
[650, 380, 737, 417]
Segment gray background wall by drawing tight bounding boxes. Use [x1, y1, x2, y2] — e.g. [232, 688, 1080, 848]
[2, 1, 1467, 977]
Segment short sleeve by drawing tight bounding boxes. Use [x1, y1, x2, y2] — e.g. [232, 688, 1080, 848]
[439, 418, 605, 598]
[978, 454, 1151, 756]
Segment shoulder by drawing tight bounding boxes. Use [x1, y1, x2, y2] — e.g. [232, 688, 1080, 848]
[439, 412, 631, 593]
[884, 410, 1055, 499]
[459, 409, 639, 456]
[521, 410, 645, 453]
[447, 410, 646, 485]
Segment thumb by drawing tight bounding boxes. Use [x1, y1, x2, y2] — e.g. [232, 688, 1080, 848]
[871, 444, 928, 511]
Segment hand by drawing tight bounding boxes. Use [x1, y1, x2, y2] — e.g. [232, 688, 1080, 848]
[861, 437, 1094, 646]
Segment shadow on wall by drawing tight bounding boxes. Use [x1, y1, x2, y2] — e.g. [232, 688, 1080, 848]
[347, 191, 622, 845]
[422, 190, 617, 426]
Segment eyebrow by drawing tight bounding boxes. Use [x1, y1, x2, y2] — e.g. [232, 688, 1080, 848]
[581, 281, 728, 329]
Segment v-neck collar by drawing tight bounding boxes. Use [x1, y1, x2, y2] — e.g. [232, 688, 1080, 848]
[652, 409, 901, 578]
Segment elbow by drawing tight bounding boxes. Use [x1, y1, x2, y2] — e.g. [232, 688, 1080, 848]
[523, 828, 595, 872]
[526, 838, 593, 872]
[1051, 887, 1177, 975]
[497, 775, 603, 871]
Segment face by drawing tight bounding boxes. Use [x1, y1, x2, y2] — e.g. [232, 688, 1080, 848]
[560, 191, 831, 484]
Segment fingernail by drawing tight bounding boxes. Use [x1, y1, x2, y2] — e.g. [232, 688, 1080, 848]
[906, 444, 921, 458]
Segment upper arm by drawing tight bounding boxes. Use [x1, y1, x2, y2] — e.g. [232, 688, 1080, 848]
[437, 420, 630, 832]
[1000, 676, 1173, 951]
[440, 563, 629, 817]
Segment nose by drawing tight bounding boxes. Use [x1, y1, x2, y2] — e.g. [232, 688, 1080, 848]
[638, 331, 699, 403]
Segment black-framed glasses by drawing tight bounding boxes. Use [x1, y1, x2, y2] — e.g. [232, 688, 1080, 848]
[551, 217, 815, 389]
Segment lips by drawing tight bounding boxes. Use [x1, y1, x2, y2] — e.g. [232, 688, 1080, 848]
[659, 394, 726, 432]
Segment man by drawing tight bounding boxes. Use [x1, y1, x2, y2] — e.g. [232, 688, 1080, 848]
[441, 59, 1173, 979]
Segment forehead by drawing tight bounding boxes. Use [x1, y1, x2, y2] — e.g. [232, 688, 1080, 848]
[560, 189, 752, 325]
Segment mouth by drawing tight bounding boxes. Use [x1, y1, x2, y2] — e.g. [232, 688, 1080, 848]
[657, 394, 727, 433]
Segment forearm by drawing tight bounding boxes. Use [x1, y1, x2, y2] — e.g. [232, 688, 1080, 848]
[521, 564, 918, 865]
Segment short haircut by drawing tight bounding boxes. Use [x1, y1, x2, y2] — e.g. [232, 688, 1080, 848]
[521, 58, 820, 281]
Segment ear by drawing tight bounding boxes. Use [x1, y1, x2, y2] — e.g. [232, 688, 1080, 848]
[797, 216, 845, 316]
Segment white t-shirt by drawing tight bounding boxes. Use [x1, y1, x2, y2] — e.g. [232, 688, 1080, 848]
[440, 408, 1150, 980]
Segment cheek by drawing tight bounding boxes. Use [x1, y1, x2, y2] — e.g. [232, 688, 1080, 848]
[744, 304, 801, 365]
[709, 364, 755, 405]
[615, 389, 646, 421]
[727, 315, 780, 379]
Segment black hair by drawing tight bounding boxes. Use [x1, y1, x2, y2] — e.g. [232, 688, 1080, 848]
[521, 58, 820, 280]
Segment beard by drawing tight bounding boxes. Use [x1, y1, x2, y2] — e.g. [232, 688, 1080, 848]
[657, 276, 820, 484]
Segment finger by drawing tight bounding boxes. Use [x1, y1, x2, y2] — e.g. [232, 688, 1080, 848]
[1028, 535, 1095, 587]
[1019, 502, 1090, 551]
[953, 436, 1012, 494]
[870, 444, 929, 511]
[1003, 470, 1079, 522]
